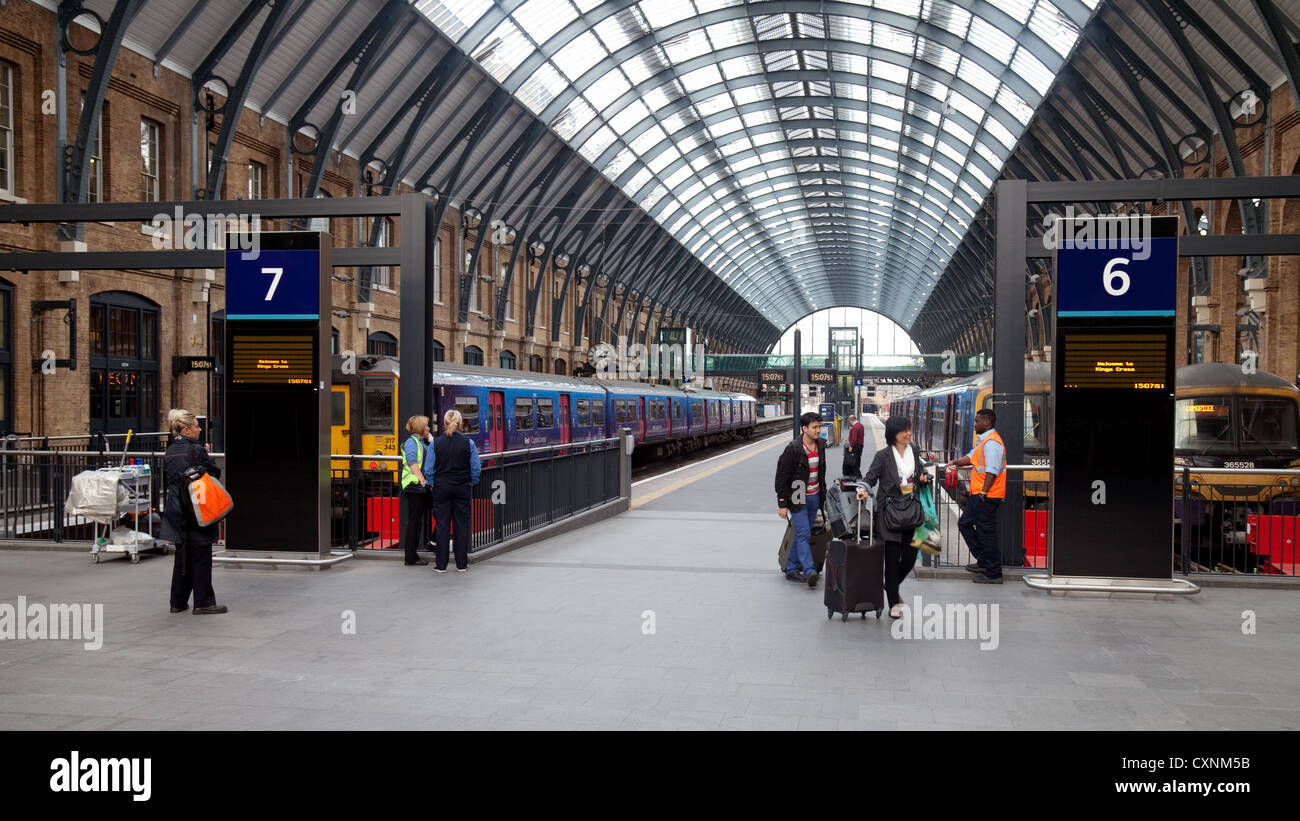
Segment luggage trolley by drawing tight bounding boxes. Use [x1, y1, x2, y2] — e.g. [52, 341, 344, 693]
[67, 463, 163, 564]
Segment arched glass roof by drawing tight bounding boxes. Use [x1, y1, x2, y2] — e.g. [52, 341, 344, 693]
[414, 0, 1098, 331]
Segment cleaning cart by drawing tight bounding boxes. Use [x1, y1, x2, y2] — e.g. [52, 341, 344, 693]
[65, 431, 163, 564]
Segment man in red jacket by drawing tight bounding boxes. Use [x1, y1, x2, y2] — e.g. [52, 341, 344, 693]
[845, 415, 865, 477]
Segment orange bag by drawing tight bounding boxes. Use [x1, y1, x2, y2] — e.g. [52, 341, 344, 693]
[181, 447, 233, 527]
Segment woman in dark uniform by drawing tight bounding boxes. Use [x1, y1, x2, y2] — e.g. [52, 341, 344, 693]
[430, 409, 481, 573]
[859, 416, 929, 619]
[162, 409, 227, 614]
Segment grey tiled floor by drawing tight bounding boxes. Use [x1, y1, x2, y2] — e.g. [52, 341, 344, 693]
[1, 435, 1297, 730]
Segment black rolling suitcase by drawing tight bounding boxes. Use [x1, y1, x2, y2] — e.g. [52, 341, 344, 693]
[824, 493, 885, 621]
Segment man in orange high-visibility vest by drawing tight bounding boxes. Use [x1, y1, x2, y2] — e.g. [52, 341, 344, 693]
[944, 408, 1005, 583]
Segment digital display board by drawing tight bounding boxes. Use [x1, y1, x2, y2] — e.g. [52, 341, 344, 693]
[759, 369, 788, 384]
[230, 334, 315, 385]
[1061, 333, 1169, 390]
[805, 369, 835, 384]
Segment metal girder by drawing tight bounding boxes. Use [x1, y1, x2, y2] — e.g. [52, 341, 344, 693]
[458, 120, 551, 328]
[400, 88, 510, 324]
[573, 219, 653, 340]
[259, 0, 363, 119]
[548, 187, 628, 342]
[199, 0, 293, 200]
[152, 0, 208, 73]
[1252, 0, 1300, 118]
[519, 166, 603, 334]
[356, 49, 473, 303]
[1142, 0, 1261, 238]
[58, 0, 144, 242]
[294, 2, 410, 203]
[482, 148, 572, 327]
[1, 246, 398, 270]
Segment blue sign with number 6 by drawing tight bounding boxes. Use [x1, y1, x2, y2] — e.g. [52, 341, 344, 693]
[226, 248, 322, 320]
[1055, 235, 1177, 317]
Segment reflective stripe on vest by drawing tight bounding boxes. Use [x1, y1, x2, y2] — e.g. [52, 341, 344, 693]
[400, 436, 424, 489]
[970, 429, 1006, 499]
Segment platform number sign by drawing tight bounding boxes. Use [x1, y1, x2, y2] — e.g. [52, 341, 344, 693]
[1054, 220, 1177, 318]
[226, 247, 321, 320]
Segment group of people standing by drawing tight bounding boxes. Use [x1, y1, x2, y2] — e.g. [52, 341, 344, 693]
[400, 410, 482, 572]
[774, 408, 1005, 618]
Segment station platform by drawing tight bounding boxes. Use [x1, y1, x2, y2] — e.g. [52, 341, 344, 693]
[2, 433, 1298, 731]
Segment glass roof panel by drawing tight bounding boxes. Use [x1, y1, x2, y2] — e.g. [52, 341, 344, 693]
[416, 0, 1094, 330]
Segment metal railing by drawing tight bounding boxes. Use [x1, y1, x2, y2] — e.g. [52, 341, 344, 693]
[330, 437, 624, 553]
[1, 437, 623, 554]
[921, 464, 1300, 576]
[1, 431, 174, 454]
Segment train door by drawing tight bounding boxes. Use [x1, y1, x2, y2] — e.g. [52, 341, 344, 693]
[330, 385, 350, 470]
[637, 396, 646, 440]
[559, 394, 571, 445]
[488, 391, 505, 455]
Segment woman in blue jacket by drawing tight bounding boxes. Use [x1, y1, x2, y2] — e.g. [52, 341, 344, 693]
[429, 409, 481, 572]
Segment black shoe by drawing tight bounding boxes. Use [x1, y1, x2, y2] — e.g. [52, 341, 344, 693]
[965, 563, 983, 573]
[806, 571, 820, 589]
[193, 605, 228, 614]
[972, 574, 1003, 584]
[405, 558, 429, 566]
[169, 606, 187, 613]
[785, 571, 802, 582]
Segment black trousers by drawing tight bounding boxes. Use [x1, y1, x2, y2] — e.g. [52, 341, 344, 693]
[884, 535, 918, 607]
[959, 495, 1001, 577]
[170, 542, 216, 609]
[432, 483, 472, 570]
[401, 487, 431, 563]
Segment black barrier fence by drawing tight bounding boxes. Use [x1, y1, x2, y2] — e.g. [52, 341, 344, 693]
[922, 465, 1300, 576]
[0, 449, 179, 541]
[329, 438, 624, 554]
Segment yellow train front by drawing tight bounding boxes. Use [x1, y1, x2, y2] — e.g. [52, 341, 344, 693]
[1174, 364, 1300, 573]
[330, 354, 401, 482]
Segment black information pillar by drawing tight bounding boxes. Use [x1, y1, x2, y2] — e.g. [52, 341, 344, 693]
[1050, 216, 1178, 579]
[223, 232, 331, 555]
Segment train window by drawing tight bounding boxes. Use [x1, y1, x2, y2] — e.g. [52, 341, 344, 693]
[691, 399, 703, 420]
[654, 400, 665, 420]
[1175, 397, 1230, 451]
[673, 401, 681, 420]
[615, 401, 626, 425]
[1023, 396, 1047, 449]
[1237, 397, 1299, 449]
[362, 377, 392, 432]
[576, 398, 590, 425]
[331, 392, 346, 426]
[455, 395, 480, 434]
[514, 397, 534, 430]
[537, 397, 554, 428]
[592, 401, 605, 427]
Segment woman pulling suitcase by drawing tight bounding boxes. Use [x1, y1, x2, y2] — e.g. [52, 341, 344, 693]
[858, 416, 930, 619]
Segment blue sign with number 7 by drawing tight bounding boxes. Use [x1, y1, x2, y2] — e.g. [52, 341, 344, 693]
[226, 248, 322, 320]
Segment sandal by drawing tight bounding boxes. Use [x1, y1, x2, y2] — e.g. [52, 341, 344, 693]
[889, 604, 904, 619]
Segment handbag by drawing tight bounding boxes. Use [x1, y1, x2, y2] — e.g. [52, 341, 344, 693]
[182, 443, 233, 528]
[881, 491, 924, 532]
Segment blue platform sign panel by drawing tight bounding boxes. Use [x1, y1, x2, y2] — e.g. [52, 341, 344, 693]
[226, 247, 322, 320]
[1055, 228, 1177, 317]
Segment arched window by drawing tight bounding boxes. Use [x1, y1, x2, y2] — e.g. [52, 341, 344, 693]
[0, 278, 11, 434]
[554, 358, 566, 376]
[431, 339, 445, 362]
[464, 345, 483, 366]
[89, 291, 160, 436]
[530, 354, 544, 372]
[499, 350, 516, 369]
[367, 332, 397, 357]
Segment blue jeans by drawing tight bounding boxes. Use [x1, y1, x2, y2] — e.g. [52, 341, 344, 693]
[787, 492, 820, 576]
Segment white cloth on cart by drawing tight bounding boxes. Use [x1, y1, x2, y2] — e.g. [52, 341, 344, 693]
[66, 470, 129, 523]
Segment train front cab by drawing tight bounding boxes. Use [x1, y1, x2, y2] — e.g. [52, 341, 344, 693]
[1173, 364, 1300, 573]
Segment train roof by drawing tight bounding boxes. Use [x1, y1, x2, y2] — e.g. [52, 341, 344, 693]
[1176, 363, 1300, 392]
[333, 355, 753, 399]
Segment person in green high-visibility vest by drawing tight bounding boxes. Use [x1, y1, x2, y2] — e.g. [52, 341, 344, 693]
[400, 415, 435, 566]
